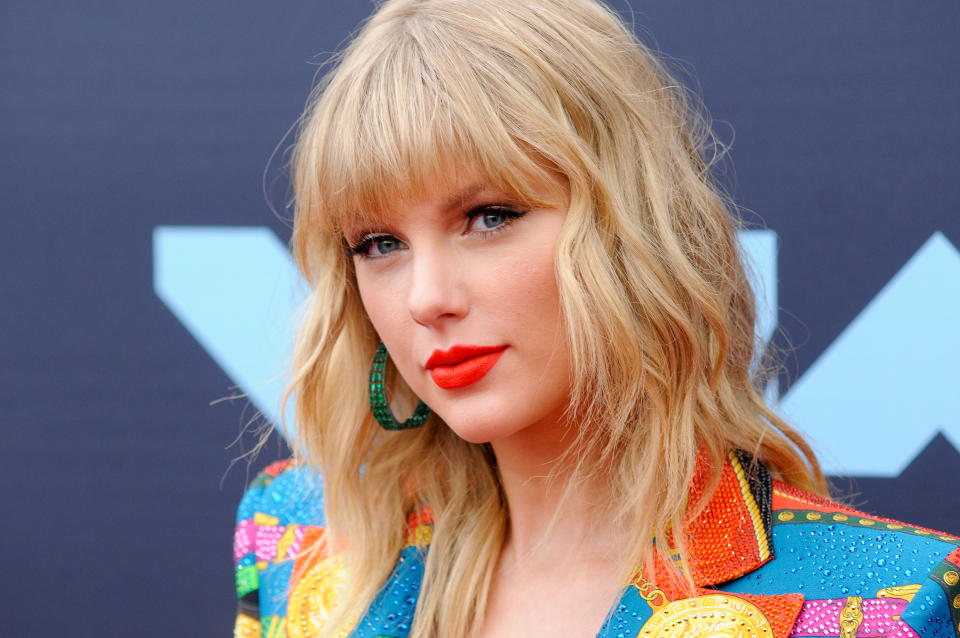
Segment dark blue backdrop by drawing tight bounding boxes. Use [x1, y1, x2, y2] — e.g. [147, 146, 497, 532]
[3, 2, 959, 636]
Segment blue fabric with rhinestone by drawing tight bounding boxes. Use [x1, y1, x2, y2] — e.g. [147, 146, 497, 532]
[726, 523, 954, 596]
[723, 521, 957, 637]
[236, 463, 326, 527]
[598, 584, 655, 638]
[350, 546, 427, 638]
[260, 561, 297, 619]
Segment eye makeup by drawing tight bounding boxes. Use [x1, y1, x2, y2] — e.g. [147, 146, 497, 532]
[346, 233, 404, 258]
[346, 203, 529, 259]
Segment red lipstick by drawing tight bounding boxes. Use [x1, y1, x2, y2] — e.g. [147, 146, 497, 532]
[425, 344, 507, 390]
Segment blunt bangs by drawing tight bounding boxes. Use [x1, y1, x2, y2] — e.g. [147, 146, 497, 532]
[300, 11, 566, 237]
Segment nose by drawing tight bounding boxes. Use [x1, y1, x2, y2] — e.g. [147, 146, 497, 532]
[406, 245, 468, 327]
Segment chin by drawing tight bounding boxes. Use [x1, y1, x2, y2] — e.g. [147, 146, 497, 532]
[436, 411, 519, 445]
[443, 422, 508, 445]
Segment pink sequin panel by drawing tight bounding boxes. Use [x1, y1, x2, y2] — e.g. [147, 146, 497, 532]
[254, 524, 285, 563]
[791, 598, 916, 637]
[233, 519, 256, 563]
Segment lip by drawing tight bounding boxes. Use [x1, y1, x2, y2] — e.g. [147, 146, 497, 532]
[425, 344, 508, 390]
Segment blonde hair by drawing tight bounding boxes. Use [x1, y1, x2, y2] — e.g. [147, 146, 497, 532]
[285, 0, 826, 635]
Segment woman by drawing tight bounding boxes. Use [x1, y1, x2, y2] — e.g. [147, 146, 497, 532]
[233, 1, 960, 636]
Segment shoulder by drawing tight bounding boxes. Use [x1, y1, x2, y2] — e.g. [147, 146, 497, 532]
[731, 479, 960, 637]
[235, 459, 325, 527]
[232, 460, 435, 637]
[233, 459, 327, 636]
[768, 478, 959, 553]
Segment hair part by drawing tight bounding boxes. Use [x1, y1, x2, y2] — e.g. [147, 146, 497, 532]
[285, 0, 826, 636]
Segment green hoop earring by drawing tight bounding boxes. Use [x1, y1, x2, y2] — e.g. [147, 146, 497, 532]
[369, 342, 432, 430]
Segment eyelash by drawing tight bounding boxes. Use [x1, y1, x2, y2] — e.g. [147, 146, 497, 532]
[347, 205, 528, 259]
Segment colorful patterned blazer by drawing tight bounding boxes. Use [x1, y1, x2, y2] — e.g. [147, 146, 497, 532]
[233, 453, 960, 638]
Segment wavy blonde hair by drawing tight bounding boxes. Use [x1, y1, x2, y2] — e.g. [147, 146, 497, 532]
[284, 0, 826, 635]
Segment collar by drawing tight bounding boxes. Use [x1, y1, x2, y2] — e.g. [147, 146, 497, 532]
[398, 449, 775, 586]
[677, 449, 775, 587]
[399, 449, 776, 586]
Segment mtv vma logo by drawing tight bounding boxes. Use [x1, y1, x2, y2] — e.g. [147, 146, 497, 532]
[153, 227, 960, 477]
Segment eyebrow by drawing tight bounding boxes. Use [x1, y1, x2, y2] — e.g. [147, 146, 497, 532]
[441, 183, 491, 214]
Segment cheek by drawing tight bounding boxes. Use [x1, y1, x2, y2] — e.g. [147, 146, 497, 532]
[355, 270, 410, 349]
[494, 235, 563, 328]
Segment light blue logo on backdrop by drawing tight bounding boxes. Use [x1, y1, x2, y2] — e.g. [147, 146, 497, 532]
[153, 227, 960, 477]
[780, 232, 960, 476]
[153, 226, 305, 437]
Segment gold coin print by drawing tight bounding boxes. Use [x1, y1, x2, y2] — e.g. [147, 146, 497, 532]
[638, 593, 773, 638]
[287, 556, 356, 638]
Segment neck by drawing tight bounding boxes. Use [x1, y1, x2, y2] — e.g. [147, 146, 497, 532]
[489, 419, 625, 566]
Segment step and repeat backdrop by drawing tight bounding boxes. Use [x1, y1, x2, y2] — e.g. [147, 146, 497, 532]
[3, 1, 958, 636]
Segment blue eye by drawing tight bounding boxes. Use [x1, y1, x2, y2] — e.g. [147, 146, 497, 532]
[467, 205, 526, 234]
[370, 236, 400, 255]
[349, 234, 403, 258]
